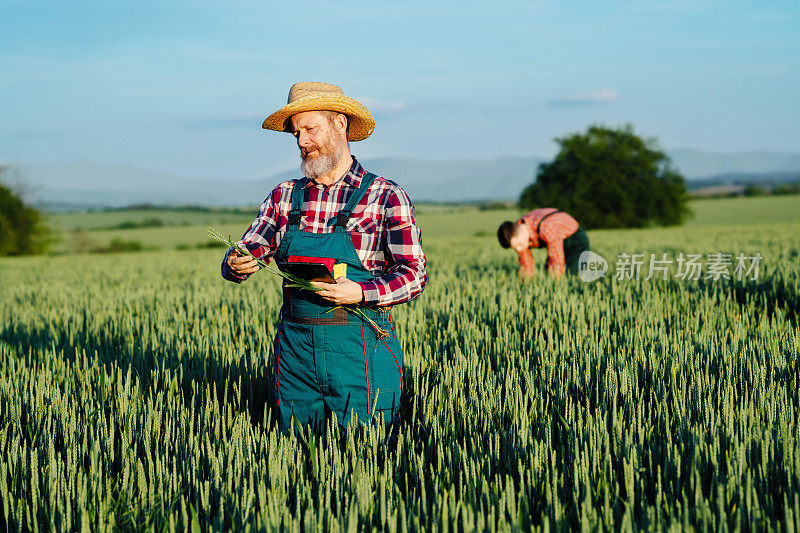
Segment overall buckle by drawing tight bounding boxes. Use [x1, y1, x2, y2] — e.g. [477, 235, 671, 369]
[335, 212, 350, 228]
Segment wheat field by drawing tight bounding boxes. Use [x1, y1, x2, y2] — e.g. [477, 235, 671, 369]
[1, 196, 799, 531]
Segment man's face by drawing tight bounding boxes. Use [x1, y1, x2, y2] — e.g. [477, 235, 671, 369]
[290, 111, 347, 179]
[291, 111, 336, 158]
[508, 223, 530, 252]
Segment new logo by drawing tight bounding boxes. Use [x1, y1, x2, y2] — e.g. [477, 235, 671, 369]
[578, 251, 608, 282]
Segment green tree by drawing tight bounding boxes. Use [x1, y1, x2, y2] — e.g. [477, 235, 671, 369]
[520, 125, 691, 229]
[743, 185, 764, 197]
[0, 165, 49, 255]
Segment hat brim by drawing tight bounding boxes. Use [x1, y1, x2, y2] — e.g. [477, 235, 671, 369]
[262, 94, 375, 141]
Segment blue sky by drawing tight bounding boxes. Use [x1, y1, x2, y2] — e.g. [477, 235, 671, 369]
[1, 0, 798, 180]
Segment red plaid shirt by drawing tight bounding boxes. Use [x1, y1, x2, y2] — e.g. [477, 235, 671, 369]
[221, 157, 427, 306]
[518, 208, 579, 277]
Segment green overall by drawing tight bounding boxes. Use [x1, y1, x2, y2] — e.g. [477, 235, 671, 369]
[273, 173, 403, 432]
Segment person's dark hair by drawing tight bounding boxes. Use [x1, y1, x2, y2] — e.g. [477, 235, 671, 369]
[497, 221, 516, 248]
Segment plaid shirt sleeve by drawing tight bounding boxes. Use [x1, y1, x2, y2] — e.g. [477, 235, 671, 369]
[517, 249, 535, 277]
[220, 182, 289, 283]
[357, 184, 427, 306]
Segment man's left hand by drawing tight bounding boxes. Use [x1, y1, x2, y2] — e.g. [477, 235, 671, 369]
[314, 277, 364, 305]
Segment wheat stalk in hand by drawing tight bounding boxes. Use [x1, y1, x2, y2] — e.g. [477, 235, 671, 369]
[207, 227, 321, 291]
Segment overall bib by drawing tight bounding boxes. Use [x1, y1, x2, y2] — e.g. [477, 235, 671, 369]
[273, 173, 404, 432]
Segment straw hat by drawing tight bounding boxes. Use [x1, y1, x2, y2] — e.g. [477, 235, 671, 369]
[262, 82, 375, 141]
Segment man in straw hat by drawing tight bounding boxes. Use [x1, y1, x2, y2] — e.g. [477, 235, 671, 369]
[221, 82, 427, 434]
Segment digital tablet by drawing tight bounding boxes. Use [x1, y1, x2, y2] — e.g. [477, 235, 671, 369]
[275, 261, 335, 283]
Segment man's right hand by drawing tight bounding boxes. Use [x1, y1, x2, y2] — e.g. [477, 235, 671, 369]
[227, 249, 260, 276]
[518, 264, 535, 279]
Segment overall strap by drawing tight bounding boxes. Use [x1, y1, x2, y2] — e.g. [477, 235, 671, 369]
[333, 172, 378, 230]
[288, 178, 308, 226]
[536, 209, 561, 236]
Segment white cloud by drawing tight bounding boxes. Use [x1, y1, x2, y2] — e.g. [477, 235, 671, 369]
[549, 88, 619, 106]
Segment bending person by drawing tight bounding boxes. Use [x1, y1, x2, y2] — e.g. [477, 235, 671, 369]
[497, 208, 589, 278]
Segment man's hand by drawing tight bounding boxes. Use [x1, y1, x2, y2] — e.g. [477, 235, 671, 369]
[314, 277, 364, 305]
[518, 264, 535, 279]
[227, 249, 260, 276]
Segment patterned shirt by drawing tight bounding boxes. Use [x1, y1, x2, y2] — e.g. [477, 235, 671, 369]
[518, 208, 579, 277]
[221, 157, 427, 306]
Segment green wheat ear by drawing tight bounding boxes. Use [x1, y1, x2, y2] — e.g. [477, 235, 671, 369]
[207, 226, 321, 291]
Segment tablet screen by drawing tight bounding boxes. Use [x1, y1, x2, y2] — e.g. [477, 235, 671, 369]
[275, 261, 335, 283]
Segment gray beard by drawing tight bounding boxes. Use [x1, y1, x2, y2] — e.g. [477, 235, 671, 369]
[301, 142, 345, 180]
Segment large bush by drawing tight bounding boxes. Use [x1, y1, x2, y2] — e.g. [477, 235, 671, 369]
[520, 125, 691, 229]
[0, 166, 49, 255]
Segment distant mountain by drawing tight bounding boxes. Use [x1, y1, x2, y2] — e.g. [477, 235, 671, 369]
[666, 149, 800, 179]
[16, 158, 544, 208]
[18, 161, 268, 209]
[359, 157, 541, 202]
[10, 150, 800, 209]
